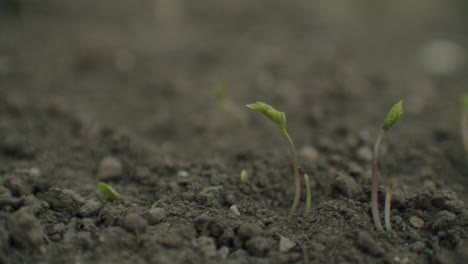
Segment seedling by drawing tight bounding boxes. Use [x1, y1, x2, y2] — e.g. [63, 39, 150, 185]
[384, 185, 393, 231]
[215, 85, 249, 125]
[98, 182, 123, 202]
[240, 169, 249, 182]
[461, 94, 468, 156]
[371, 100, 404, 231]
[304, 174, 311, 214]
[246, 102, 301, 215]
[151, 200, 161, 209]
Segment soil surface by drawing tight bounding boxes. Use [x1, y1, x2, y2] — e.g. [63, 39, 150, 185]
[1, 1, 468, 263]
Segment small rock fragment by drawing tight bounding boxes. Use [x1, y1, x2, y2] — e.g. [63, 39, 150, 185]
[7, 207, 43, 252]
[142, 208, 166, 225]
[122, 213, 147, 234]
[356, 146, 373, 162]
[230, 205, 240, 215]
[299, 145, 320, 162]
[97, 156, 123, 180]
[237, 223, 262, 241]
[279, 235, 296, 253]
[79, 200, 102, 217]
[330, 172, 362, 198]
[409, 216, 425, 228]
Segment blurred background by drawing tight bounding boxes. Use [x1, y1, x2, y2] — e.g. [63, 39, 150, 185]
[0, 0, 467, 159]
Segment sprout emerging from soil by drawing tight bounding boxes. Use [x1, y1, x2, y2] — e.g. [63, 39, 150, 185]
[246, 102, 301, 215]
[240, 169, 249, 182]
[371, 100, 404, 231]
[384, 185, 393, 231]
[461, 94, 468, 156]
[215, 85, 249, 125]
[304, 174, 311, 214]
[151, 200, 161, 209]
[98, 182, 123, 202]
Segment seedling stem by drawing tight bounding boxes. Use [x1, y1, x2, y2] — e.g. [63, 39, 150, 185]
[371, 100, 403, 231]
[384, 185, 393, 231]
[304, 174, 311, 214]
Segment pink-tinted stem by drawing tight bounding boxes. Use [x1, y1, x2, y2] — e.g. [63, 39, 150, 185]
[371, 130, 384, 231]
[384, 185, 393, 231]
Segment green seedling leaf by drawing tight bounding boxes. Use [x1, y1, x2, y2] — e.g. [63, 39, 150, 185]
[151, 200, 161, 209]
[462, 94, 468, 109]
[214, 85, 226, 104]
[304, 174, 311, 214]
[240, 169, 249, 182]
[246, 102, 286, 131]
[382, 100, 404, 132]
[98, 182, 122, 202]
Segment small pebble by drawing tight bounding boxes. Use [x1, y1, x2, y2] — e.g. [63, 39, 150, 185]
[299, 145, 320, 162]
[356, 146, 373, 162]
[79, 200, 102, 217]
[409, 216, 425, 228]
[279, 235, 296, 253]
[177, 170, 189, 177]
[230, 205, 241, 216]
[122, 213, 147, 234]
[142, 208, 166, 225]
[97, 156, 123, 180]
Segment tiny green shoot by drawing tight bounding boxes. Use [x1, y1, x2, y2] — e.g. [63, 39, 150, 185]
[240, 169, 249, 182]
[246, 102, 301, 215]
[371, 100, 403, 231]
[304, 174, 311, 214]
[151, 200, 161, 209]
[98, 182, 123, 202]
[384, 185, 393, 231]
[461, 94, 468, 156]
[215, 85, 249, 125]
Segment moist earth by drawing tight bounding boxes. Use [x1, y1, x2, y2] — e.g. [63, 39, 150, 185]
[1, 1, 468, 264]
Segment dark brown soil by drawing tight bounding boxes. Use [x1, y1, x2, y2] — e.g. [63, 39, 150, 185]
[1, 1, 468, 263]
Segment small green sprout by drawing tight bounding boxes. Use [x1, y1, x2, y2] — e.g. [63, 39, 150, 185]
[384, 185, 393, 231]
[151, 200, 161, 209]
[215, 85, 249, 125]
[371, 100, 404, 231]
[240, 169, 249, 182]
[461, 94, 468, 156]
[304, 174, 311, 214]
[246, 102, 301, 215]
[98, 182, 123, 202]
